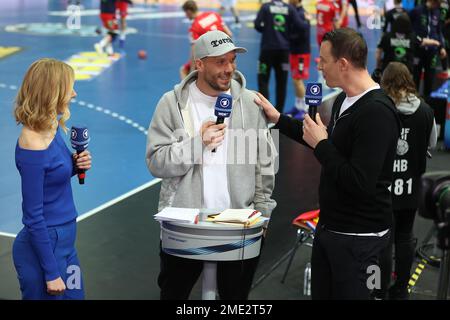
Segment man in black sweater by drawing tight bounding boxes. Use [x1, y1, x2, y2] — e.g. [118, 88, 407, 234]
[255, 28, 401, 299]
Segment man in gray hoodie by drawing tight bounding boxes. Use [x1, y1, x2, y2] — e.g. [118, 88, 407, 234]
[146, 30, 277, 300]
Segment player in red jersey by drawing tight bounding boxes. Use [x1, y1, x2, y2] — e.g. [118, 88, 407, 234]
[115, 0, 133, 48]
[335, 0, 349, 28]
[180, 0, 233, 79]
[316, 0, 339, 88]
[316, 0, 339, 46]
[95, 0, 119, 56]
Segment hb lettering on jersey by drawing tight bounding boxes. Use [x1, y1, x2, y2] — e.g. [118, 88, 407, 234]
[393, 159, 408, 172]
[210, 38, 233, 48]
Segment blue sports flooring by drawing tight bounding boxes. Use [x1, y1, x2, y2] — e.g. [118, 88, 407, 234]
[0, 0, 381, 234]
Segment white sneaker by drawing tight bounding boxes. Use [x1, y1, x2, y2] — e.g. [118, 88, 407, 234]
[105, 44, 114, 56]
[94, 43, 104, 55]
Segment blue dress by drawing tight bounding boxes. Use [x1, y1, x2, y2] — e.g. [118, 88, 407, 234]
[13, 128, 84, 299]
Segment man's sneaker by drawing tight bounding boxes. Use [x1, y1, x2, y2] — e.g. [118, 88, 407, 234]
[94, 43, 104, 55]
[105, 44, 114, 56]
[232, 22, 242, 29]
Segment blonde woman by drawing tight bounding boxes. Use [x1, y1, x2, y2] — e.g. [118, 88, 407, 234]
[13, 58, 91, 299]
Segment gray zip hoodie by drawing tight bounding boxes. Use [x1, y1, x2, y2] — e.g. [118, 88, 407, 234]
[146, 70, 277, 220]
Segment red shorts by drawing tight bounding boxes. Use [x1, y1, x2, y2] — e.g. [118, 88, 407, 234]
[100, 13, 118, 30]
[116, 1, 128, 18]
[289, 53, 310, 80]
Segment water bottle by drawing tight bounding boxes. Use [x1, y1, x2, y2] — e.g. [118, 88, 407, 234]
[303, 262, 311, 296]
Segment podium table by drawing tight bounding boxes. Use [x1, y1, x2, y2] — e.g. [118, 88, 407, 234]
[161, 218, 264, 300]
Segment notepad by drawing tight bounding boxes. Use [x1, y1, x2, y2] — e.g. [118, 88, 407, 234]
[154, 207, 200, 224]
[211, 209, 262, 226]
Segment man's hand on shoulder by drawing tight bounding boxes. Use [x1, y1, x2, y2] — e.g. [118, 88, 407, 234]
[254, 92, 280, 124]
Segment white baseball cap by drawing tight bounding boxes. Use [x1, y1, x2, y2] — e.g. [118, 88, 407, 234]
[193, 30, 247, 60]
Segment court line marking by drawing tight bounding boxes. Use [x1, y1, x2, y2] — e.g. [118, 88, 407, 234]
[76, 178, 161, 222]
[0, 232, 17, 238]
[0, 83, 148, 135]
[0, 179, 162, 238]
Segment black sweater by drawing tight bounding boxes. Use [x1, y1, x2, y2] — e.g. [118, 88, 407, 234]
[276, 89, 401, 233]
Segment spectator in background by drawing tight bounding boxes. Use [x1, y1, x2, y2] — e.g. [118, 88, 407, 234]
[180, 0, 233, 79]
[286, 0, 312, 119]
[376, 13, 440, 75]
[375, 62, 437, 300]
[383, 0, 407, 33]
[254, 0, 303, 113]
[409, 0, 447, 97]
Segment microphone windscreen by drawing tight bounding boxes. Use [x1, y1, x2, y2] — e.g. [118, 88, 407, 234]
[70, 126, 90, 152]
[214, 93, 233, 118]
[305, 83, 322, 106]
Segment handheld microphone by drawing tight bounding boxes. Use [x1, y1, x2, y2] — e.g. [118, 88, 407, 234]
[212, 93, 232, 153]
[305, 83, 322, 122]
[70, 126, 90, 185]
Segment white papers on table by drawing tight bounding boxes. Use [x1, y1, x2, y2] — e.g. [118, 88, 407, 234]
[154, 207, 200, 224]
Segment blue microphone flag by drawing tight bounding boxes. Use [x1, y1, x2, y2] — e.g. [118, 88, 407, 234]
[70, 127, 90, 152]
[214, 93, 233, 118]
[305, 83, 323, 106]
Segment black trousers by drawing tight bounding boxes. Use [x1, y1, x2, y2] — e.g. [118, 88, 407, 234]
[413, 48, 438, 98]
[378, 209, 417, 296]
[257, 49, 289, 113]
[311, 224, 390, 300]
[158, 239, 263, 300]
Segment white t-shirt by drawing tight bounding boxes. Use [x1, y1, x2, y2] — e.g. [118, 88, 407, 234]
[339, 84, 380, 116]
[188, 81, 231, 210]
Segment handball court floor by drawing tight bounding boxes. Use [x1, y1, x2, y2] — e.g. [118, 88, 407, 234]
[0, 0, 449, 300]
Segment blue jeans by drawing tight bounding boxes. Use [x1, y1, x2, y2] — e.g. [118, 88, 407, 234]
[12, 220, 84, 300]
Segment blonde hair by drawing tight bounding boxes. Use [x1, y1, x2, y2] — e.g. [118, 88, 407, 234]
[14, 58, 75, 133]
[381, 62, 417, 105]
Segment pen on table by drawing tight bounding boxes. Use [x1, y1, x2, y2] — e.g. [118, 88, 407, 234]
[248, 210, 259, 218]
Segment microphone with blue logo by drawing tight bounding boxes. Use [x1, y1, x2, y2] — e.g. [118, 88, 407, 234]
[212, 93, 232, 153]
[70, 126, 90, 184]
[305, 83, 322, 122]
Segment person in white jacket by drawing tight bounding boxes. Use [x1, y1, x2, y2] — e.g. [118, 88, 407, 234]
[146, 30, 277, 300]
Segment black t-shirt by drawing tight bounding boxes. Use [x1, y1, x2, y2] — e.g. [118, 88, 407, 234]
[377, 32, 420, 72]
